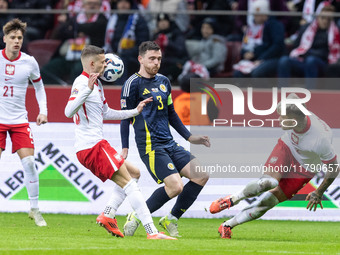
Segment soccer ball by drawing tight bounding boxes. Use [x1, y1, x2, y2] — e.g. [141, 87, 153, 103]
[101, 53, 124, 82]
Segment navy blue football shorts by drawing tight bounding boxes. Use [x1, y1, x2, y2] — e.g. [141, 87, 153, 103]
[140, 141, 195, 184]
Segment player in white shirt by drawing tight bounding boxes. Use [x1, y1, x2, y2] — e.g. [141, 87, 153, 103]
[0, 19, 48, 227]
[64, 45, 175, 239]
[209, 94, 339, 239]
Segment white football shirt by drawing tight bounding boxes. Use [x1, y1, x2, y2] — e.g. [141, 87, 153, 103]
[65, 72, 139, 152]
[0, 50, 47, 124]
[281, 112, 337, 172]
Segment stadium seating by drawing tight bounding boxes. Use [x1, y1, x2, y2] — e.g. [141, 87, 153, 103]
[27, 39, 62, 68]
[214, 41, 242, 78]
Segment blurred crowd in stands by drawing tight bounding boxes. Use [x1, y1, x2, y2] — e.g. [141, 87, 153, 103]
[2, 0, 340, 89]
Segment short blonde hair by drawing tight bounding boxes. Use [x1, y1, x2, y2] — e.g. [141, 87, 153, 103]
[81, 45, 104, 60]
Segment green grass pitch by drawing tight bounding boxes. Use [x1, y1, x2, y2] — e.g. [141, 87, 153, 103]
[0, 213, 339, 255]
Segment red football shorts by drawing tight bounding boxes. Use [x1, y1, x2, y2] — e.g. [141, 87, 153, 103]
[76, 140, 124, 182]
[264, 139, 315, 199]
[0, 123, 34, 153]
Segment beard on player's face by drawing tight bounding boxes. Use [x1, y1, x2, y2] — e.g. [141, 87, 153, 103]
[144, 64, 159, 76]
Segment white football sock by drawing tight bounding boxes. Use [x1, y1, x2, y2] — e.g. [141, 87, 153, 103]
[226, 192, 279, 228]
[104, 178, 139, 218]
[123, 180, 158, 234]
[232, 175, 278, 205]
[104, 183, 126, 219]
[21, 156, 39, 209]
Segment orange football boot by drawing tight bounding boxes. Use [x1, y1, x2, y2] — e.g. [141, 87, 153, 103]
[96, 213, 124, 238]
[218, 223, 232, 239]
[210, 195, 234, 214]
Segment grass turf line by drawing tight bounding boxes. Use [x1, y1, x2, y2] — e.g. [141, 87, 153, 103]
[0, 213, 339, 255]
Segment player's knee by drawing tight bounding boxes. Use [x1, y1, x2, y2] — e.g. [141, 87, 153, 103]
[167, 181, 183, 197]
[21, 156, 37, 175]
[133, 171, 141, 180]
[249, 192, 279, 219]
[192, 172, 209, 186]
[125, 161, 141, 180]
[254, 192, 279, 218]
[200, 172, 209, 185]
[129, 167, 140, 180]
[260, 192, 279, 208]
[258, 175, 278, 192]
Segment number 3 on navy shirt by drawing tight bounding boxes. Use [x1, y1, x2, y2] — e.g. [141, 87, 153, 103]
[156, 95, 164, 110]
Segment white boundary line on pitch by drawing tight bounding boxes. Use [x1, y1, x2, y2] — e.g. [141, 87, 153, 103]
[0, 247, 336, 254]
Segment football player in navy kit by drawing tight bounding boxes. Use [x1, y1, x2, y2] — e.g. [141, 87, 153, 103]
[121, 41, 210, 237]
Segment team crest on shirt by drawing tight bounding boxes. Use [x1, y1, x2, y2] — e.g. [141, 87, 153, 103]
[5, 64, 15, 75]
[71, 88, 79, 95]
[291, 133, 299, 144]
[159, 84, 167, 92]
[269, 157, 278, 164]
[120, 99, 126, 108]
[167, 163, 175, 170]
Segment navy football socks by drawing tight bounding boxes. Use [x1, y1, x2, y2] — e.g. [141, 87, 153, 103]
[146, 186, 171, 213]
[171, 181, 203, 219]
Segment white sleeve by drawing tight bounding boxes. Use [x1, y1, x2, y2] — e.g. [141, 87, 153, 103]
[100, 83, 139, 120]
[29, 57, 47, 115]
[65, 82, 93, 118]
[316, 136, 337, 163]
[103, 102, 139, 120]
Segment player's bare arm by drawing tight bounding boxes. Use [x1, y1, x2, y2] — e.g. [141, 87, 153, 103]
[306, 160, 340, 211]
[188, 135, 211, 148]
[103, 97, 152, 121]
[36, 114, 47, 126]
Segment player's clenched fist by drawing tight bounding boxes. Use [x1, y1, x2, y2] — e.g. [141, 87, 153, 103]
[36, 114, 48, 126]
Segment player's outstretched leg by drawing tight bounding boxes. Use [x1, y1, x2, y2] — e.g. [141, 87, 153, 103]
[114, 164, 176, 239]
[123, 180, 176, 239]
[96, 182, 126, 237]
[159, 159, 209, 237]
[97, 161, 140, 237]
[218, 191, 279, 239]
[210, 175, 278, 214]
[21, 155, 47, 227]
[131, 174, 181, 237]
